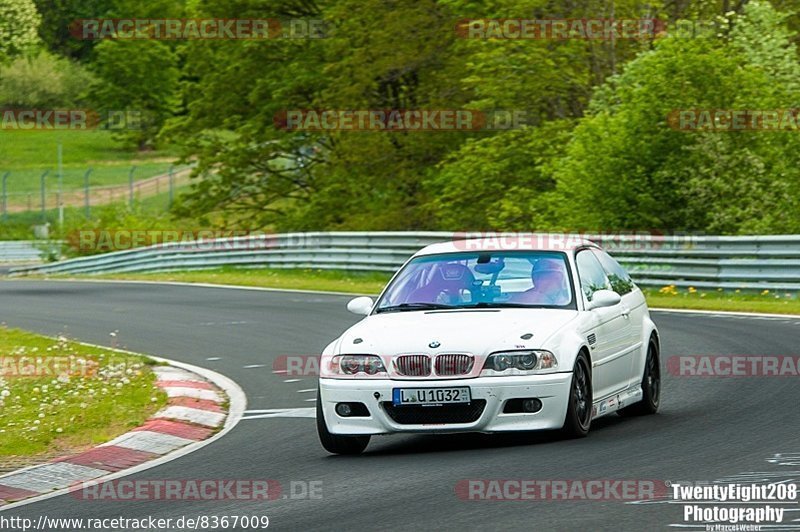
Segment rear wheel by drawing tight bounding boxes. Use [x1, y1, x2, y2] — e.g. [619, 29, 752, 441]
[618, 337, 660, 416]
[316, 390, 370, 455]
[561, 352, 592, 438]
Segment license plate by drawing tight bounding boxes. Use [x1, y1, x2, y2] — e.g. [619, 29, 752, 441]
[392, 387, 471, 406]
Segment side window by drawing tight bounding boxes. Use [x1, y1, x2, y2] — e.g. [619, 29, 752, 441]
[592, 250, 635, 295]
[575, 250, 612, 302]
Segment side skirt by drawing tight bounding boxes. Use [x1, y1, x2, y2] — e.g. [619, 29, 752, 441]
[591, 386, 643, 420]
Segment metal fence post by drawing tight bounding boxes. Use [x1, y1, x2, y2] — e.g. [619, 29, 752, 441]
[57, 143, 64, 228]
[128, 166, 137, 207]
[2, 172, 9, 222]
[40, 170, 50, 222]
[168, 165, 174, 208]
[84, 168, 93, 219]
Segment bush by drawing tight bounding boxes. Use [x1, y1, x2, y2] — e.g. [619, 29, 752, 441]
[0, 51, 96, 108]
[61, 203, 195, 257]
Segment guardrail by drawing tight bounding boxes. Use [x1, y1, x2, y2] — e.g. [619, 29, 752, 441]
[8, 232, 800, 292]
[0, 241, 52, 263]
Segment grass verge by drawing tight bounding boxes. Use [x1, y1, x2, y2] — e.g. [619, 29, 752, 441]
[46, 268, 800, 315]
[642, 287, 800, 314]
[0, 130, 177, 192]
[0, 327, 168, 465]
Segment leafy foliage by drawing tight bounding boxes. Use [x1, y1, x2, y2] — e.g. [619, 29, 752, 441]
[90, 40, 180, 149]
[5, 0, 800, 235]
[553, 1, 800, 233]
[0, 0, 42, 62]
[0, 51, 95, 107]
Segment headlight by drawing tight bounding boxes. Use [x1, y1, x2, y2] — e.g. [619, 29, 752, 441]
[481, 350, 558, 376]
[327, 355, 387, 377]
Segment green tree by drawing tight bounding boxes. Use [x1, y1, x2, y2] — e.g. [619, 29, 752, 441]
[32, 0, 112, 60]
[551, 1, 800, 234]
[426, 120, 573, 230]
[166, 0, 800, 234]
[91, 39, 180, 150]
[170, 0, 471, 230]
[0, 0, 42, 62]
[32, 0, 186, 60]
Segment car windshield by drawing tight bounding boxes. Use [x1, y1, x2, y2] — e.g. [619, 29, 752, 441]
[376, 251, 575, 312]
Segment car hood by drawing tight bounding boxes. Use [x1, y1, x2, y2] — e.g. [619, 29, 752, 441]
[336, 308, 579, 356]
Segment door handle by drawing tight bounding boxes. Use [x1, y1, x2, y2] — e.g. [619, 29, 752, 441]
[621, 308, 630, 318]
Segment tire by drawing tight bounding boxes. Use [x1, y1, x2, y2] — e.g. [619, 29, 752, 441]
[561, 351, 592, 438]
[618, 337, 661, 417]
[316, 390, 370, 455]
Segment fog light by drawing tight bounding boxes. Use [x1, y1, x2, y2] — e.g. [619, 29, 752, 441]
[522, 398, 542, 413]
[336, 403, 353, 417]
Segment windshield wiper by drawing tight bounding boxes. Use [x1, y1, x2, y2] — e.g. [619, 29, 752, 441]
[375, 302, 457, 313]
[470, 302, 548, 309]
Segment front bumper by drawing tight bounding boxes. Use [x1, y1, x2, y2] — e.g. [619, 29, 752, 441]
[318, 373, 573, 435]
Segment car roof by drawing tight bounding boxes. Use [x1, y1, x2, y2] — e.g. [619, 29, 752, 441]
[414, 235, 600, 257]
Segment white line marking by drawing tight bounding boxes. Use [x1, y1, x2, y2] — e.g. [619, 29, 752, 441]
[17, 278, 368, 297]
[206, 357, 221, 361]
[241, 408, 315, 420]
[651, 307, 800, 320]
[297, 389, 315, 393]
[243, 364, 265, 369]
[284, 379, 301, 383]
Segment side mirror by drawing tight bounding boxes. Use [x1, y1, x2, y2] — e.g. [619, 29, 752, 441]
[347, 296, 374, 316]
[587, 289, 621, 310]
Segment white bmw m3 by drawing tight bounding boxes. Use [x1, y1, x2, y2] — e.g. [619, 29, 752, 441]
[316, 238, 661, 454]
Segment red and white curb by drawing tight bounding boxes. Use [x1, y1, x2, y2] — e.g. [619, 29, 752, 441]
[0, 354, 246, 510]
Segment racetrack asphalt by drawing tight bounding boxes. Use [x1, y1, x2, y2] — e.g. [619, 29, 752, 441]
[0, 280, 798, 531]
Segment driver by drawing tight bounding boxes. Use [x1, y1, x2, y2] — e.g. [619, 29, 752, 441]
[512, 258, 570, 305]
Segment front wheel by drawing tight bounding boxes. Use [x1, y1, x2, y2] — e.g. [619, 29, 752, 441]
[561, 352, 592, 438]
[316, 390, 370, 455]
[618, 337, 660, 416]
